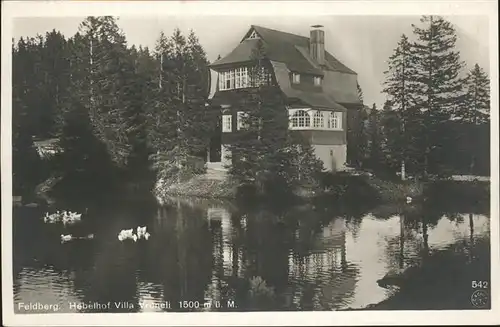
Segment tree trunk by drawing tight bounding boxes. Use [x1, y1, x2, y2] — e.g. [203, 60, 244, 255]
[399, 213, 405, 269]
[401, 160, 406, 181]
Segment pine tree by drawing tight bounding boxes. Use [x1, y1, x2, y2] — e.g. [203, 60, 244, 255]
[148, 29, 212, 183]
[459, 63, 490, 173]
[379, 100, 402, 171]
[56, 30, 116, 189]
[347, 81, 368, 168]
[357, 82, 364, 104]
[367, 103, 381, 170]
[78, 16, 134, 168]
[462, 64, 490, 124]
[228, 39, 323, 194]
[382, 34, 417, 178]
[12, 38, 44, 196]
[410, 15, 466, 178]
[42, 30, 71, 136]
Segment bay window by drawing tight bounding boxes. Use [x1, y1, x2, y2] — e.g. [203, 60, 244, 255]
[289, 109, 343, 130]
[291, 110, 310, 128]
[313, 111, 324, 128]
[328, 112, 342, 130]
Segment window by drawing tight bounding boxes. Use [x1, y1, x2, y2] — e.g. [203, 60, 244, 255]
[292, 73, 301, 84]
[313, 111, 324, 128]
[237, 112, 249, 130]
[219, 67, 250, 91]
[248, 30, 259, 39]
[328, 112, 342, 130]
[314, 76, 322, 86]
[222, 115, 232, 132]
[291, 110, 310, 128]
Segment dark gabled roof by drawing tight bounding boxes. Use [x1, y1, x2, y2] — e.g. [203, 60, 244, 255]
[210, 25, 356, 75]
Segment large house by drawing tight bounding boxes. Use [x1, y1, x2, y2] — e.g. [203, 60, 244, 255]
[206, 25, 361, 172]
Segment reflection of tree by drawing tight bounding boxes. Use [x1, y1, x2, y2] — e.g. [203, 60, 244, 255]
[383, 212, 425, 272]
[154, 200, 213, 311]
[287, 218, 359, 310]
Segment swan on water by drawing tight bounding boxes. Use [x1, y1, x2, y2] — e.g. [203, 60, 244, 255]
[61, 234, 72, 243]
[118, 227, 150, 242]
[137, 226, 147, 237]
[118, 229, 136, 241]
[406, 196, 412, 204]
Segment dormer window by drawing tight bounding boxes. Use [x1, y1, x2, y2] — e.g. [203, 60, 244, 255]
[314, 76, 322, 86]
[219, 66, 271, 91]
[247, 30, 259, 39]
[292, 73, 301, 84]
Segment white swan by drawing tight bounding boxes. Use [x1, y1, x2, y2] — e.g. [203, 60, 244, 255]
[118, 229, 138, 242]
[61, 234, 72, 243]
[406, 196, 412, 204]
[144, 232, 151, 240]
[137, 226, 147, 236]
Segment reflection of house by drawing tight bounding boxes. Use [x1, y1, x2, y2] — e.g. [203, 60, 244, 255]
[206, 206, 245, 302]
[289, 219, 358, 309]
[290, 219, 347, 277]
[207, 25, 361, 172]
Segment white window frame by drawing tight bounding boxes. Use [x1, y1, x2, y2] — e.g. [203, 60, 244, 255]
[292, 73, 301, 84]
[314, 76, 322, 86]
[328, 112, 342, 130]
[290, 110, 310, 128]
[237, 111, 249, 130]
[219, 67, 250, 91]
[313, 111, 324, 128]
[288, 109, 343, 131]
[222, 115, 232, 132]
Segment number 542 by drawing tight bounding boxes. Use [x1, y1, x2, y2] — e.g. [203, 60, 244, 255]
[472, 280, 488, 289]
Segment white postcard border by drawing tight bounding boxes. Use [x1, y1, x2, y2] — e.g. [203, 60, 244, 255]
[2, 1, 499, 326]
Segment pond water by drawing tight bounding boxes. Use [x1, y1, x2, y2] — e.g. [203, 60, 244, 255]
[12, 196, 491, 312]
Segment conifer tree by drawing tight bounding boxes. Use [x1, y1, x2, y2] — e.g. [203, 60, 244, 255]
[76, 16, 143, 169]
[346, 81, 368, 167]
[367, 103, 381, 170]
[459, 63, 490, 173]
[462, 63, 490, 124]
[379, 100, 402, 171]
[382, 34, 417, 178]
[410, 15, 466, 177]
[12, 38, 44, 195]
[148, 29, 211, 183]
[228, 39, 323, 194]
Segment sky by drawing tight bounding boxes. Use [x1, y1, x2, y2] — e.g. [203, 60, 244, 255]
[13, 15, 490, 108]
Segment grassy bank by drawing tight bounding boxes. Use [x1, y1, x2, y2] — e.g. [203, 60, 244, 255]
[153, 171, 490, 206]
[319, 172, 423, 205]
[153, 175, 238, 202]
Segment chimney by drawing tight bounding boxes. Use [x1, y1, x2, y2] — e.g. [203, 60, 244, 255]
[310, 25, 325, 65]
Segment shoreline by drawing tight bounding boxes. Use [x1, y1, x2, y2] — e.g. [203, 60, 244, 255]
[152, 172, 490, 205]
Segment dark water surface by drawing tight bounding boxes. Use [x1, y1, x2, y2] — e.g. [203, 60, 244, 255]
[13, 196, 491, 312]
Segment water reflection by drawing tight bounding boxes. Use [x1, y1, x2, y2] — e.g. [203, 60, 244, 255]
[13, 197, 490, 312]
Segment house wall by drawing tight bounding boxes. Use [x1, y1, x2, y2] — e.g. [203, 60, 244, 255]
[313, 144, 347, 172]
